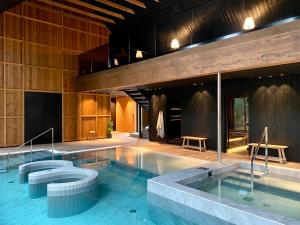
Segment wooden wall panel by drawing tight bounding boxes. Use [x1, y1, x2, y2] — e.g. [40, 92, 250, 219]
[4, 14, 22, 40]
[6, 118, 23, 146]
[81, 94, 97, 116]
[63, 14, 87, 32]
[0, 91, 4, 117]
[64, 116, 77, 141]
[63, 71, 77, 92]
[6, 91, 23, 117]
[0, 63, 4, 88]
[81, 117, 96, 139]
[96, 116, 109, 138]
[23, 18, 62, 47]
[0, 118, 4, 147]
[23, 42, 62, 68]
[5, 39, 22, 63]
[0, 14, 3, 37]
[116, 96, 136, 133]
[63, 50, 78, 71]
[7, 4, 21, 15]
[63, 93, 77, 116]
[0, 0, 109, 146]
[22, 2, 62, 25]
[97, 95, 110, 115]
[0, 38, 3, 62]
[23, 65, 62, 92]
[5, 64, 23, 89]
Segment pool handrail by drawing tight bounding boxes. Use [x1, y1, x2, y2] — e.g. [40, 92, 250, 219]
[7, 128, 54, 170]
[250, 126, 268, 192]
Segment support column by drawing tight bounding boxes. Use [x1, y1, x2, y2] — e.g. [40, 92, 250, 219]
[217, 72, 222, 163]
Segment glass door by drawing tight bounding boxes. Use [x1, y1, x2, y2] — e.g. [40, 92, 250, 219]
[227, 96, 249, 154]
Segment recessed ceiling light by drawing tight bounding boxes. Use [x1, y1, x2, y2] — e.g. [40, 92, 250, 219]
[269, 75, 272, 78]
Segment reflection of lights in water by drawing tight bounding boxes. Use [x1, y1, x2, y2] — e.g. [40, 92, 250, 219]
[156, 156, 164, 175]
[116, 148, 122, 161]
[126, 151, 135, 165]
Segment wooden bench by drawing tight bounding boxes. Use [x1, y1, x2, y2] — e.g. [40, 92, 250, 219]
[182, 136, 208, 152]
[248, 143, 288, 163]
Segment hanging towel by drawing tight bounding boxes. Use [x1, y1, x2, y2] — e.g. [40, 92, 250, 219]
[156, 110, 165, 138]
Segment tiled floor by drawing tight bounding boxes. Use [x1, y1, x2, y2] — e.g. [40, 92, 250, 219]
[2, 131, 300, 170]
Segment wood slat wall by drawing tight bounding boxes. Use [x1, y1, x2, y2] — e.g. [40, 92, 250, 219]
[77, 93, 111, 140]
[0, 0, 110, 147]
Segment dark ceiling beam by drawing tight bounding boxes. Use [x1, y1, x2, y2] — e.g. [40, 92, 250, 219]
[39, 0, 115, 24]
[95, 0, 135, 14]
[64, 0, 125, 20]
[125, 0, 146, 9]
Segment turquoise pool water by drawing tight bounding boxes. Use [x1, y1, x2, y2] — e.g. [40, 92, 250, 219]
[0, 148, 228, 225]
[186, 169, 300, 221]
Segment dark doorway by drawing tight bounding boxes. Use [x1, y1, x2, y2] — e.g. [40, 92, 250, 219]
[25, 92, 62, 144]
[226, 96, 249, 154]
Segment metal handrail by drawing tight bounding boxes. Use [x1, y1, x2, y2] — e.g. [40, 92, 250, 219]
[250, 126, 268, 192]
[7, 128, 54, 170]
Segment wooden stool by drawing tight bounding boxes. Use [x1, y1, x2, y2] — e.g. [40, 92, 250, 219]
[87, 130, 96, 141]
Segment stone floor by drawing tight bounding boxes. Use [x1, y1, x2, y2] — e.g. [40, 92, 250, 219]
[2, 131, 300, 170]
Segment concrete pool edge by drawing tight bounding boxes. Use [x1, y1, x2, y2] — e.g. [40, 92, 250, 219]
[147, 160, 300, 225]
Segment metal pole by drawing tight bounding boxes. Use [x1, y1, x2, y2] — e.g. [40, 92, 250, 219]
[30, 140, 33, 162]
[51, 128, 54, 160]
[217, 72, 222, 163]
[265, 127, 269, 175]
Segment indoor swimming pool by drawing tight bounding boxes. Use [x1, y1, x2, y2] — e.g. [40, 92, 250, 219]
[0, 147, 228, 225]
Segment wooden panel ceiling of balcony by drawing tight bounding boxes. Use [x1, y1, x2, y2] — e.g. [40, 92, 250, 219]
[1, 0, 153, 25]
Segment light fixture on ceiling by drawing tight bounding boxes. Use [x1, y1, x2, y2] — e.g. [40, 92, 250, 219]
[136, 50, 143, 58]
[114, 58, 119, 66]
[171, 39, 180, 49]
[242, 0, 255, 30]
[243, 17, 255, 30]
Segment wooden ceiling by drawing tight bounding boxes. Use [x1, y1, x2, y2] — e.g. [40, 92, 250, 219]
[0, 0, 156, 25]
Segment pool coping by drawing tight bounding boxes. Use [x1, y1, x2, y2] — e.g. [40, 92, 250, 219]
[147, 160, 300, 225]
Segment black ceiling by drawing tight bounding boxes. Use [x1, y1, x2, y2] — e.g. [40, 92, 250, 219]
[108, 0, 300, 62]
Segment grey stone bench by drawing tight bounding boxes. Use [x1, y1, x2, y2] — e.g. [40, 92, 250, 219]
[19, 160, 73, 183]
[19, 160, 99, 217]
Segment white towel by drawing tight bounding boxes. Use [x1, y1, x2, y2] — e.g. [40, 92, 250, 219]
[156, 110, 165, 138]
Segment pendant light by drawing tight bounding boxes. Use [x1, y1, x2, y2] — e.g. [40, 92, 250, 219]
[243, 0, 255, 30]
[171, 39, 180, 49]
[136, 50, 143, 58]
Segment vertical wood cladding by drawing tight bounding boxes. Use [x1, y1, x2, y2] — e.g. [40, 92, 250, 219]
[149, 76, 300, 163]
[0, 0, 109, 147]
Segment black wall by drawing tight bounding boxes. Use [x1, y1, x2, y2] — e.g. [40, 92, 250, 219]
[149, 75, 300, 163]
[25, 92, 62, 144]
